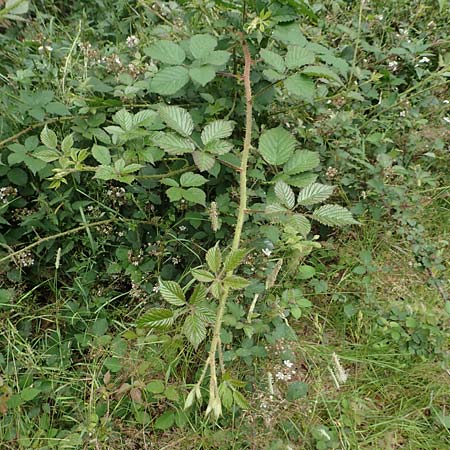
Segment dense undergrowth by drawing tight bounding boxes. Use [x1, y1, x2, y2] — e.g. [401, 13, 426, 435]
[0, 0, 449, 449]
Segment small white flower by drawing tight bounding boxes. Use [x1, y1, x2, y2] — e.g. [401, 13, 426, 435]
[152, 285, 160, 293]
[262, 248, 272, 257]
[283, 360, 294, 368]
[443, 117, 450, 124]
[418, 56, 430, 64]
[375, 14, 384, 21]
[388, 60, 398, 70]
[179, 225, 187, 231]
[275, 371, 285, 381]
[38, 45, 53, 53]
[443, 100, 449, 104]
[126, 35, 139, 48]
[399, 110, 406, 117]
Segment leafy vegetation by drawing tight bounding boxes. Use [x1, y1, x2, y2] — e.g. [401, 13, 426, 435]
[0, 0, 449, 448]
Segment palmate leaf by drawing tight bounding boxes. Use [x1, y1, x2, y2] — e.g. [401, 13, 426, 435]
[302, 65, 342, 84]
[312, 204, 359, 227]
[283, 150, 320, 175]
[260, 48, 286, 73]
[201, 120, 235, 145]
[275, 180, 295, 209]
[150, 66, 189, 95]
[190, 34, 217, 59]
[145, 40, 186, 65]
[259, 127, 296, 165]
[159, 278, 186, 306]
[159, 105, 194, 137]
[154, 133, 195, 155]
[193, 150, 215, 171]
[137, 308, 174, 329]
[284, 74, 316, 103]
[206, 243, 222, 274]
[183, 314, 207, 349]
[285, 45, 315, 69]
[297, 183, 334, 206]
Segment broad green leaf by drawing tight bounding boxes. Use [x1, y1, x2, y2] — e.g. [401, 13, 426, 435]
[206, 243, 222, 274]
[5, 0, 29, 15]
[284, 74, 316, 102]
[200, 50, 230, 66]
[113, 109, 133, 131]
[263, 69, 285, 82]
[92, 317, 108, 336]
[154, 133, 195, 155]
[204, 140, 233, 155]
[201, 120, 234, 145]
[145, 40, 185, 65]
[298, 265, 316, 279]
[287, 214, 311, 237]
[183, 314, 207, 348]
[20, 387, 40, 402]
[61, 134, 74, 152]
[154, 411, 175, 430]
[265, 203, 289, 215]
[190, 34, 217, 59]
[180, 172, 207, 187]
[283, 150, 320, 175]
[232, 390, 249, 409]
[133, 109, 158, 127]
[193, 150, 215, 171]
[122, 163, 142, 174]
[151, 66, 189, 95]
[189, 65, 216, 87]
[8, 167, 28, 185]
[159, 105, 194, 137]
[159, 278, 186, 306]
[302, 65, 342, 84]
[137, 308, 174, 329]
[223, 275, 249, 289]
[166, 186, 184, 202]
[273, 23, 307, 46]
[259, 127, 296, 165]
[286, 381, 308, 401]
[285, 45, 315, 69]
[146, 380, 165, 394]
[297, 183, 334, 206]
[92, 144, 111, 165]
[260, 48, 286, 73]
[274, 180, 295, 209]
[191, 269, 215, 282]
[94, 165, 116, 181]
[40, 125, 57, 149]
[223, 249, 247, 272]
[34, 148, 60, 162]
[288, 172, 318, 188]
[312, 204, 359, 226]
[189, 284, 207, 304]
[183, 187, 206, 206]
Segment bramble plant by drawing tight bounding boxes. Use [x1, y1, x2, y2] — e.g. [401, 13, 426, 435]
[1, 0, 448, 447]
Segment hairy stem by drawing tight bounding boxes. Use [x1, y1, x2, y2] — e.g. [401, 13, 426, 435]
[204, 36, 253, 417]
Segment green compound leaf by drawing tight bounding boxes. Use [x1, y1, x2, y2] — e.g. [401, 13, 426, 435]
[91, 144, 111, 165]
[40, 125, 57, 149]
[151, 66, 189, 95]
[189, 65, 216, 87]
[159, 105, 194, 137]
[284, 74, 316, 102]
[275, 180, 295, 209]
[180, 172, 207, 187]
[285, 45, 315, 69]
[159, 278, 186, 306]
[259, 127, 296, 165]
[297, 183, 334, 206]
[260, 48, 286, 73]
[145, 40, 186, 65]
[190, 34, 217, 59]
[283, 150, 320, 175]
[183, 314, 207, 349]
[206, 243, 222, 274]
[312, 204, 360, 227]
[201, 120, 235, 145]
[183, 187, 206, 206]
[137, 308, 174, 329]
[301, 65, 342, 84]
[193, 150, 215, 171]
[154, 133, 195, 155]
